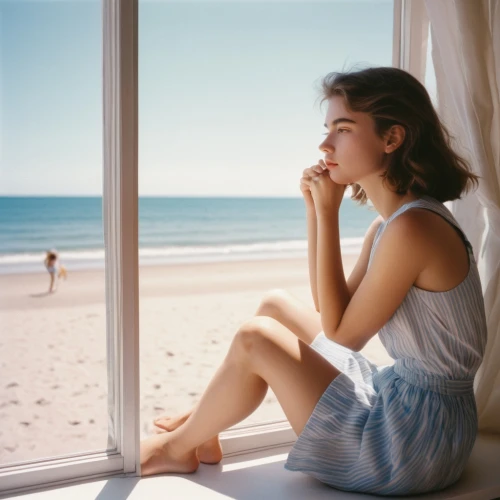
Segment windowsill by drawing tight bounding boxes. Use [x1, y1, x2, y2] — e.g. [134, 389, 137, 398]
[5, 432, 500, 500]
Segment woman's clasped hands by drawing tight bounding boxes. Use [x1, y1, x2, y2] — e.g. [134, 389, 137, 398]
[300, 159, 347, 214]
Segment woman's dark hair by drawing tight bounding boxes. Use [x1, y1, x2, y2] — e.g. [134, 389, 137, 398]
[317, 66, 480, 205]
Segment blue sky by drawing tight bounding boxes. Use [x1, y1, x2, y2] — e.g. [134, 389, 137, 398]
[0, 0, 420, 196]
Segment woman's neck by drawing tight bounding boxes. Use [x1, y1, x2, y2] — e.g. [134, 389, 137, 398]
[359, 179, 421, 221]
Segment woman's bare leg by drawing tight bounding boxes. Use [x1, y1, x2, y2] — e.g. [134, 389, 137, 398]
[140, 316, 339, 476]
[48, 273, 56, 293]
[153, 289, 323, 462]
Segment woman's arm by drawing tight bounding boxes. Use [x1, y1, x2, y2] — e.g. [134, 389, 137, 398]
[316, 211, 351, 337]
[306, 207, 320, 312]
[346, 215, 384, 298]
[309, 203, 384, 315]
[327, 212, 427, 351]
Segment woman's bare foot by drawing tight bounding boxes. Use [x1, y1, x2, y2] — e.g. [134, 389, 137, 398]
[154, 412, 223, 465]
[140, 432, 199, 477]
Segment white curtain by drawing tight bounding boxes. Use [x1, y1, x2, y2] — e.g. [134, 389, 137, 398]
[424, 0, 500, 434]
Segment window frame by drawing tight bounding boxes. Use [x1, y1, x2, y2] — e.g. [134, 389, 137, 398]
[103, 0, 140, 478]
[1, 0, 427, 494]
[0, 0, 140, 495]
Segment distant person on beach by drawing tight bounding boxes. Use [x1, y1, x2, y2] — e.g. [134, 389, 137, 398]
[140, 67, 487, 496]
[44, 250, 67, 293]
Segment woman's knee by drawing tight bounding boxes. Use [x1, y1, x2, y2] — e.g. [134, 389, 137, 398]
[256, 288, 292, 317]
[231, 317, 275, 356]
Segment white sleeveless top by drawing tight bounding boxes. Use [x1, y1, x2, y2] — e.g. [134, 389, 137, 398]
[368, 195, 487, 381]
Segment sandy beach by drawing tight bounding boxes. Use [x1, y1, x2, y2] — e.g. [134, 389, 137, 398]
[0, 255, 394, 465]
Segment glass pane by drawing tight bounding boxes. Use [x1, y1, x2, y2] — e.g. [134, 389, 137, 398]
[0, 1, 110, 465]
[138, 0, 395, 438]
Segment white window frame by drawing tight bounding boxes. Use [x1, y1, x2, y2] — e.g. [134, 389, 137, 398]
[393, 0, 429, 81]
[0, 0, 139, 495]
[1, 0, 427, 494]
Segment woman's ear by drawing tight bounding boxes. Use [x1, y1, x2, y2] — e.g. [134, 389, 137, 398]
[384, 125, 405, 153]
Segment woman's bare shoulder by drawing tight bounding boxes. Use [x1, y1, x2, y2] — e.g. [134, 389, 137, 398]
[386, 208, 470, 291]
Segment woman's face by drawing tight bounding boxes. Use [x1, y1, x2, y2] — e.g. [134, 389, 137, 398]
[318, 96, 389, 186]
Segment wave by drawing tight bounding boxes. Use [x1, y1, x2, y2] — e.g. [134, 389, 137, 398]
[0, 238, 364, 274]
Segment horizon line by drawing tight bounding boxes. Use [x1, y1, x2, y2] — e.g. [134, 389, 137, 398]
[0, 194, 309, 199]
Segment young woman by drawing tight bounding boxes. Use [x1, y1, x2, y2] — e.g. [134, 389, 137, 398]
[140, 67, 487, 496]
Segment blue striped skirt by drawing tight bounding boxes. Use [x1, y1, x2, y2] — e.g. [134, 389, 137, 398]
[284, 333, 478, 496]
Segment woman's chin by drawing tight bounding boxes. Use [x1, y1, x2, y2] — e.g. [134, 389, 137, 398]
[328, 170, 349, 184]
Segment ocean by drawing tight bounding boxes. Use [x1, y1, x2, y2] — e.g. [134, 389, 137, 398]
[0, 196, 378, 275]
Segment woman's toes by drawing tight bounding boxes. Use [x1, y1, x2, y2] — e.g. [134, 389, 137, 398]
[153, 417, 174, 431]
[153, 413, 190, 431]
[153, 426, 167, 434]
